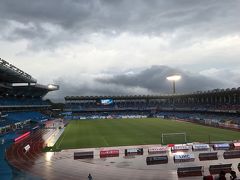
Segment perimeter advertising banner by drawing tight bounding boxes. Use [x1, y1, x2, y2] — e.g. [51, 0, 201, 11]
[233, 143, 240, 150]
[223, 150, 240, 159]
[148, 146, 168, 154]
[199, 152, 218, 161]
[192, 144, 210, 151]
[174, 154, 195, 163]
[125, 148, 143, 156]
[213, 143, 230, 150]
[146, 155, 168, 165]
[74, 151, 94, 159]
[14, 131, 30, 142]
[100, 149, 119, 158]
[171, 145, 190, 152]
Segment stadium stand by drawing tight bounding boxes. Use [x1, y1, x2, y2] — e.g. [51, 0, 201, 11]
[64, 88, 240, 130]
[2, 57, 240, 180]
[6, 111, 49, 122]
[0, 58, 59, 134]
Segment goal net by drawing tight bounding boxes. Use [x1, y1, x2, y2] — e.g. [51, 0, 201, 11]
[161, 132, 187, 145]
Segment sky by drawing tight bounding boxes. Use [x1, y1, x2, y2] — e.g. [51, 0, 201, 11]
[0, 0, 240, 101]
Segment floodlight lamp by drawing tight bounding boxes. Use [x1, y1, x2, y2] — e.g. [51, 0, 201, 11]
[48, 84, 59, 90]
[166, 75, 181, 81]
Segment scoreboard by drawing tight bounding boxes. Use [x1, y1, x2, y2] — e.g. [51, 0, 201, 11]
[96, 99, 114, 106]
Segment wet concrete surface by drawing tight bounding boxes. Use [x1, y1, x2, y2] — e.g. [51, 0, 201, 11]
[5, 128, 240, 180]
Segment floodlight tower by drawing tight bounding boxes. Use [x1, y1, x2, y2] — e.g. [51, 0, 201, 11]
[166, 75, 181, 94]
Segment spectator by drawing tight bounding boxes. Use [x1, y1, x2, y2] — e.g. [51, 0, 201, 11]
[203, 175, 213, 180]
[230, 170, 237, 180]
[88, 173, 93, 180]
[217, 170, 226, 180]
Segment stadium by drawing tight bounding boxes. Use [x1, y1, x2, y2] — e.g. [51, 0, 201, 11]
[1, 58, 240, 180]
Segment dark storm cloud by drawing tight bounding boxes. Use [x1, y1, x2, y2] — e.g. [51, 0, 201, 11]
[0, 0, 239, 47]
[46, 76, 151, 102]
[97, 65, 224, 93]
[46, 65, 226, 101]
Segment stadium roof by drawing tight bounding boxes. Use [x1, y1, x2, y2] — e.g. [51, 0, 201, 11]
[65, 87, 240, 100]
[0, 58, 59, 98]
[0, 58, 36, 83]
[0, 84, 59, 98]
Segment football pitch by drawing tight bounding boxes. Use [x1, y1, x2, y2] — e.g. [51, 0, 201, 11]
[53, 118, 240, 150]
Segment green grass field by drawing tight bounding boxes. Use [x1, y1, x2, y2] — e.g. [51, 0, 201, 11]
[53, 118, 240, 150]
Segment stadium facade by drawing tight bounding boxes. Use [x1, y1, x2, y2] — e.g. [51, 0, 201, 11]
[64, 88, 240, 127]
[65, 88, 240, 112]
[0, 58, 59, 134]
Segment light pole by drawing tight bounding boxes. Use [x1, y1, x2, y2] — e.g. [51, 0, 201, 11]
[166, 75, 181, 94]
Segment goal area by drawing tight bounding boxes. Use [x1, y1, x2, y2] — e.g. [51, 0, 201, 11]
[161, 132, 187, 145]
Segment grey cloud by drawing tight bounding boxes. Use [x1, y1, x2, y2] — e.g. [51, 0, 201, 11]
[97, 65, 225, 93]
[0, 0, 239, 48]
[45, 65, 230, 102]
[45, 76, 151, 102]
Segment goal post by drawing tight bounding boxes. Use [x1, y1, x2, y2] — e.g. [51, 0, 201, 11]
[161, 132, 187, 145]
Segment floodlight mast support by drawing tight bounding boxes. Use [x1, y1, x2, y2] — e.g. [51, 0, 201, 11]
[173, 80, 176, 94]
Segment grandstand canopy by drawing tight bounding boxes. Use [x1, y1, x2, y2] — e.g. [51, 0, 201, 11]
[0, 84, 58, 98]
[0, 58, 59, 98]
[65, 95, 171, 101]
[65, 87, 240, 101]
[0, 58, 36, 83]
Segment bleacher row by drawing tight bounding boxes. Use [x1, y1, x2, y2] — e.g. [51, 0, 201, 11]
[0, 111, 49, 128]
[65, 111, 240, 126]
[65, 101, 240, 112]
[66, 111, 149, 120]
[156, 112, 240, 123]
[0, 98, 49, 106]
[73, 143, 240, 178]
[6, 111, 49, 122]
